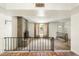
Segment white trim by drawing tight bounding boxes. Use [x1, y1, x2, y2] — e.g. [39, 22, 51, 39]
[71, 50, 79, 55]
[54, 50, 71, 52]
[4, 50, 71, 52]
[4, 51, 53, 52]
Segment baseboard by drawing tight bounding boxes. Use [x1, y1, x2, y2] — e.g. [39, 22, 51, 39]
[72, 50, 79, 55]
[54, 50, 70, 52]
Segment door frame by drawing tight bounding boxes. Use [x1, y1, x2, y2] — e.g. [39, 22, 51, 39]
[34, 23, 49, 37]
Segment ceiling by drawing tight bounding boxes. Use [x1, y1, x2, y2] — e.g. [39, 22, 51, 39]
[0, 3, 79, 10]
[0, 3, 79, 23]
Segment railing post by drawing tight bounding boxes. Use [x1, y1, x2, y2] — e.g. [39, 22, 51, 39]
[51, 37, 54, 51]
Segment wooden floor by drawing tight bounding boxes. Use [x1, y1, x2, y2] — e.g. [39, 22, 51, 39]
[0, 52, 78, 56]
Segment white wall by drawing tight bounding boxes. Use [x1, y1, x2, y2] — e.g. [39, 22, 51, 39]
[28, 22, 34, 37]
[4, 16, 12, 37]
[12, 16, 17, 37]
[71, 13, 79, 54]
[0, 13, 5, 52]
[11, 16, 17, 50]
[49, 22, 58, 38]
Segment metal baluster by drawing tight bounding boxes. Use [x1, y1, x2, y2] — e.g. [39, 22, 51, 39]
[44, 39, 45, 50]
[44, 39, 46, 50]
[22, 37, 23, 51]
[32, 38, 34, 51]
[41, 37, 42, 51]
[44, 38, 45, 51]
[38, 38, 41, 50]
[32, 38, 33, 51]
[32, 38, 35, 51]
[21, 38, 22, 51]
[20, 38, 21, 51]
[18, 37, 21, 51]
[8, 37, 9, 51]
[49, 38, 50, 51]
[23, 37, 24, 51]
[27, 38, 29, 51]
[20, 37, 23, 51]
[27, 38, 28, 51]
[37, 38, 38, 51]
[20, 37, 22, 51]
[18, 37, 19, 51]
[12, 38, 13, 51]
[51, 38, 52, 51]
[16, 37, 17, 51]
[30, 38, 33, 50]
[40, 38, 41, 51]
[17, 37, 18, 51]
[19, 38, 20, 51]
[53, 38, 54, 51]
[48, 38, 49, 51]
[13, 38, 14, 51]
[10, 38, 12, 50]
[23, 38, 24, 51]
[35, 38, 36, 51]
[11, 38, 12, 51]
[37, 38, 39, 51]
[45, 37, 46, 51]
[36, 38, 37, 51]
[5, 38, 6, 51]
[33, 37, 34, 51]
[22, 37, 25, 51]
[43, 38, 44, 51]
[29, 38, 31, 52]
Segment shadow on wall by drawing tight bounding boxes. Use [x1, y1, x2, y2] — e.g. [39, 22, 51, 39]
[24, 30, 29, 38]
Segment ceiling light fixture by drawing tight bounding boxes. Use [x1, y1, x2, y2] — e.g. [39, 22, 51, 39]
[35, 3, 45, 7]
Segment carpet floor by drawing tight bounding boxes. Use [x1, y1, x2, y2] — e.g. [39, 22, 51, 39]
[0, 52, 78, 56]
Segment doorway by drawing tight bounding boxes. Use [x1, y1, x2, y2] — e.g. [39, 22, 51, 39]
[34, 23, 49, 37]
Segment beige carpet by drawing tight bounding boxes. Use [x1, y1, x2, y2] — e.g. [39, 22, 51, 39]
[54, 38, 70, 50]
